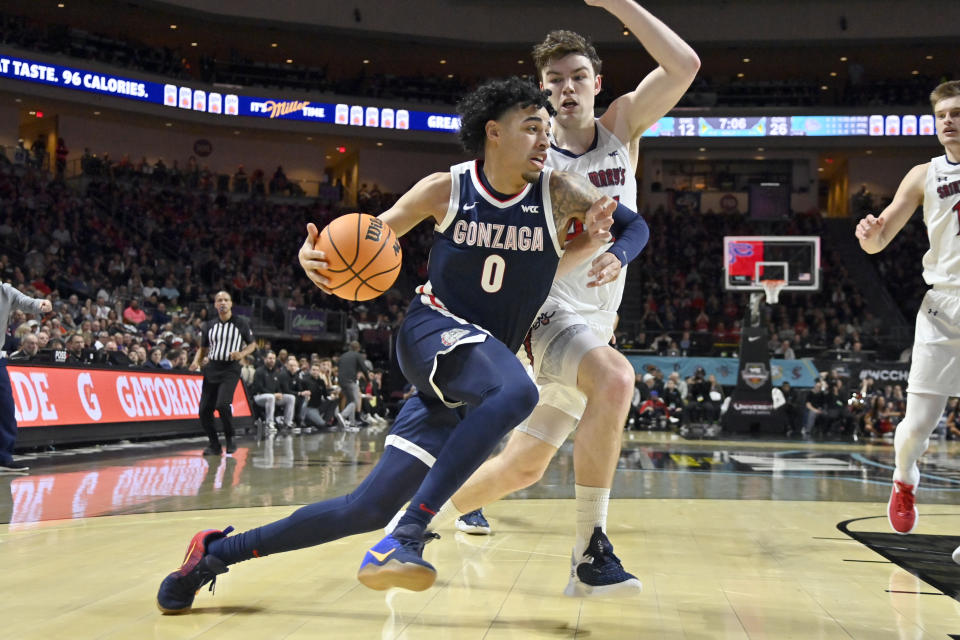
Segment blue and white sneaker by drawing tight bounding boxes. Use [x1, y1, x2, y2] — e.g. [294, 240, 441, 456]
[563, 527, 642, 598]
[455, 509, 491, 535]
[357, 524, 440, 592]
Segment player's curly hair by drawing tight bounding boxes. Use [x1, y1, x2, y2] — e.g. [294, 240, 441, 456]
[930, 80, 960, 109]
[532, 30, 602, 79]
[457, 77, 555, 155]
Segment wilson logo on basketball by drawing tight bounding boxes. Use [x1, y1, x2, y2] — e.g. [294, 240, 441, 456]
[365, 218, 384, 242]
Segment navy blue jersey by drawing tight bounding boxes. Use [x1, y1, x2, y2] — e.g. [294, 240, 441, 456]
[416, 160, 563, 353]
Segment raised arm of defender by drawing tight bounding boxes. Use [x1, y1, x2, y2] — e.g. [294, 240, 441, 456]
[856, 163, 926, 254]
[589, 0, 700, 142]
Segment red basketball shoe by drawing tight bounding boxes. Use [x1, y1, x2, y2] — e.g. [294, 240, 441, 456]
[887, 480, 917, 534]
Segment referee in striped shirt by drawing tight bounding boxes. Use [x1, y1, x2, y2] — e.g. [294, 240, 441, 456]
[190, 291, 256, 455]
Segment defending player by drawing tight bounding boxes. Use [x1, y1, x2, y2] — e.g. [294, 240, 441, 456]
[445, 0, 699, 597]
[155, 77, 646, 611]
[855, 80, 960, 560]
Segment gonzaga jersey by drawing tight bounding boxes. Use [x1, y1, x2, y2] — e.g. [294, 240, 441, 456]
[418, 160, 563, 352]
[546, 120, 637, 317]
[922, 155, 960, 288]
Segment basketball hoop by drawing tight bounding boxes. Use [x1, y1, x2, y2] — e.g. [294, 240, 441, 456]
[760, 279, 786, 304]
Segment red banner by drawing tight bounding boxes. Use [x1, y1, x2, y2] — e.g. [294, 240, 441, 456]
[8, 365, 251, 427]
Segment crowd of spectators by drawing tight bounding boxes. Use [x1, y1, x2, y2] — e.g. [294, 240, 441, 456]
[0, 152, 433, 394]
[1, 10, 953, 110]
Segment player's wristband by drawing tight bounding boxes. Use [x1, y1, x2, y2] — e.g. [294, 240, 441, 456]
[608, 201, 649, 267]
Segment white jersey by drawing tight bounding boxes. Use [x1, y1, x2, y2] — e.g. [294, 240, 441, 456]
[922, 155, 960, 288]
[545, 120, 637, 325]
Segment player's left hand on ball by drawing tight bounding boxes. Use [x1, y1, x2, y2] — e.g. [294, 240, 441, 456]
[587, 252, 622, 287]
[299, 222, 332, 293]
[584, 196, 615, 244]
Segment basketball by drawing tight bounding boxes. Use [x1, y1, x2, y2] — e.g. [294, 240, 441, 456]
[314, 213, 402, 301]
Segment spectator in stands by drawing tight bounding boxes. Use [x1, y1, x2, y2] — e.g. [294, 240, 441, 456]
[251, 351, 295, 431]
[946, 398, 960, 440]
[159, 278, 180, 302]
[9, 333, 39, 361]
[780, 382, 801, 435]
[686, 366, 717, 424]
[64, 332, 89, 365]
[637, 390, 669, 429]
[145, 347, 164, 368]
[337, 340, 369, 428]
[123, 299, 147, 328]
[302, 362, 342, 430]
[240, 355, 256, 389]
[233, 165, 248, 193]
[55, 137, 68, 178]
[362, 369, 387, 423]
[279, 355, 310, 430]
[776, 339, 796, 360]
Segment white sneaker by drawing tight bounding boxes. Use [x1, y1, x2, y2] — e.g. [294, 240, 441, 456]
[953, 544, 960, 565]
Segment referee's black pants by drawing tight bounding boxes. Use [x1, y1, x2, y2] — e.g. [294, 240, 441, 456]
[199, 362, 241, 449]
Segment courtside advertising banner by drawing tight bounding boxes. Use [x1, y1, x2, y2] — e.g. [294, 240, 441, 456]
[8, 365, 251, 427]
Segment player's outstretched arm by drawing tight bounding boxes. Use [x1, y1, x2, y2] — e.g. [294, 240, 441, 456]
[856, 163, 926, 254]
[591, 0, 700, 143]
[297, 172, 450, 292]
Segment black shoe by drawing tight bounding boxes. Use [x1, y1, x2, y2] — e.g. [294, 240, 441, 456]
[202, 446, 222, 456]
[0, 459, 30, 472]
[225, 440, 237, 454]
[157, 526, 234, 613]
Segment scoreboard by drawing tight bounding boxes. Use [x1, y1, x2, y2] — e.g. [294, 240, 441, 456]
[641, 114, 934, 138]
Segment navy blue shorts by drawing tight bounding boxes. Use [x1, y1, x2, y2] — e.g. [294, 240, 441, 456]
[395, 297, 489, 407]
[386, 297, 504, 465]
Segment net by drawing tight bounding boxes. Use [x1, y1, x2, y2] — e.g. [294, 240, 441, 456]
[760, 279, 787, 304]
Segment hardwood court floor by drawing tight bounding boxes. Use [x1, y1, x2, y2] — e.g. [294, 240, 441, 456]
[2, 430, 960, 639]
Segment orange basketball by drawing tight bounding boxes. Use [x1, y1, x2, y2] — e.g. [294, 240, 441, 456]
[314, 213, 402, 301]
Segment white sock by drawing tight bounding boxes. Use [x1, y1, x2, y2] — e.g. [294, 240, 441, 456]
[893, 463, 920, 489]
[574, 484, 609, 559]
[433, 499, 464, 529]
[892, 392, 948, 489]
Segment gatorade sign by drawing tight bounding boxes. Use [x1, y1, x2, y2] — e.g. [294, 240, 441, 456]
[8, 365, 251, 427]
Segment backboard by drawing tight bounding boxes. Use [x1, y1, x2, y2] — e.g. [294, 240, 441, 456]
[723, 236, 821, 294]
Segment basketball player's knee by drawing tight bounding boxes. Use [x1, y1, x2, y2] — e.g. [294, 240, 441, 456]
[215, 403, 232, 416]
[585, 359, 635, 409]
[497, 378, 539, 424]
[506, 458, 547, 489]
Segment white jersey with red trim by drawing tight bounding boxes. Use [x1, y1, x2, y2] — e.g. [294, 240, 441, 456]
[922, 154, 960, 288]
[544, 120, 637, 322]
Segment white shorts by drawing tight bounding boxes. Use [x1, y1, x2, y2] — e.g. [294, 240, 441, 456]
[908, 288, 960, 396]
[515, 306, 613, 446]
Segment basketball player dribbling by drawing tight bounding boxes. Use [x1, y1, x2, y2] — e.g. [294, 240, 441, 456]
[442, 0, 699, 597]
[155, 77, 643, 611]
[855, 80, 960, 563]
